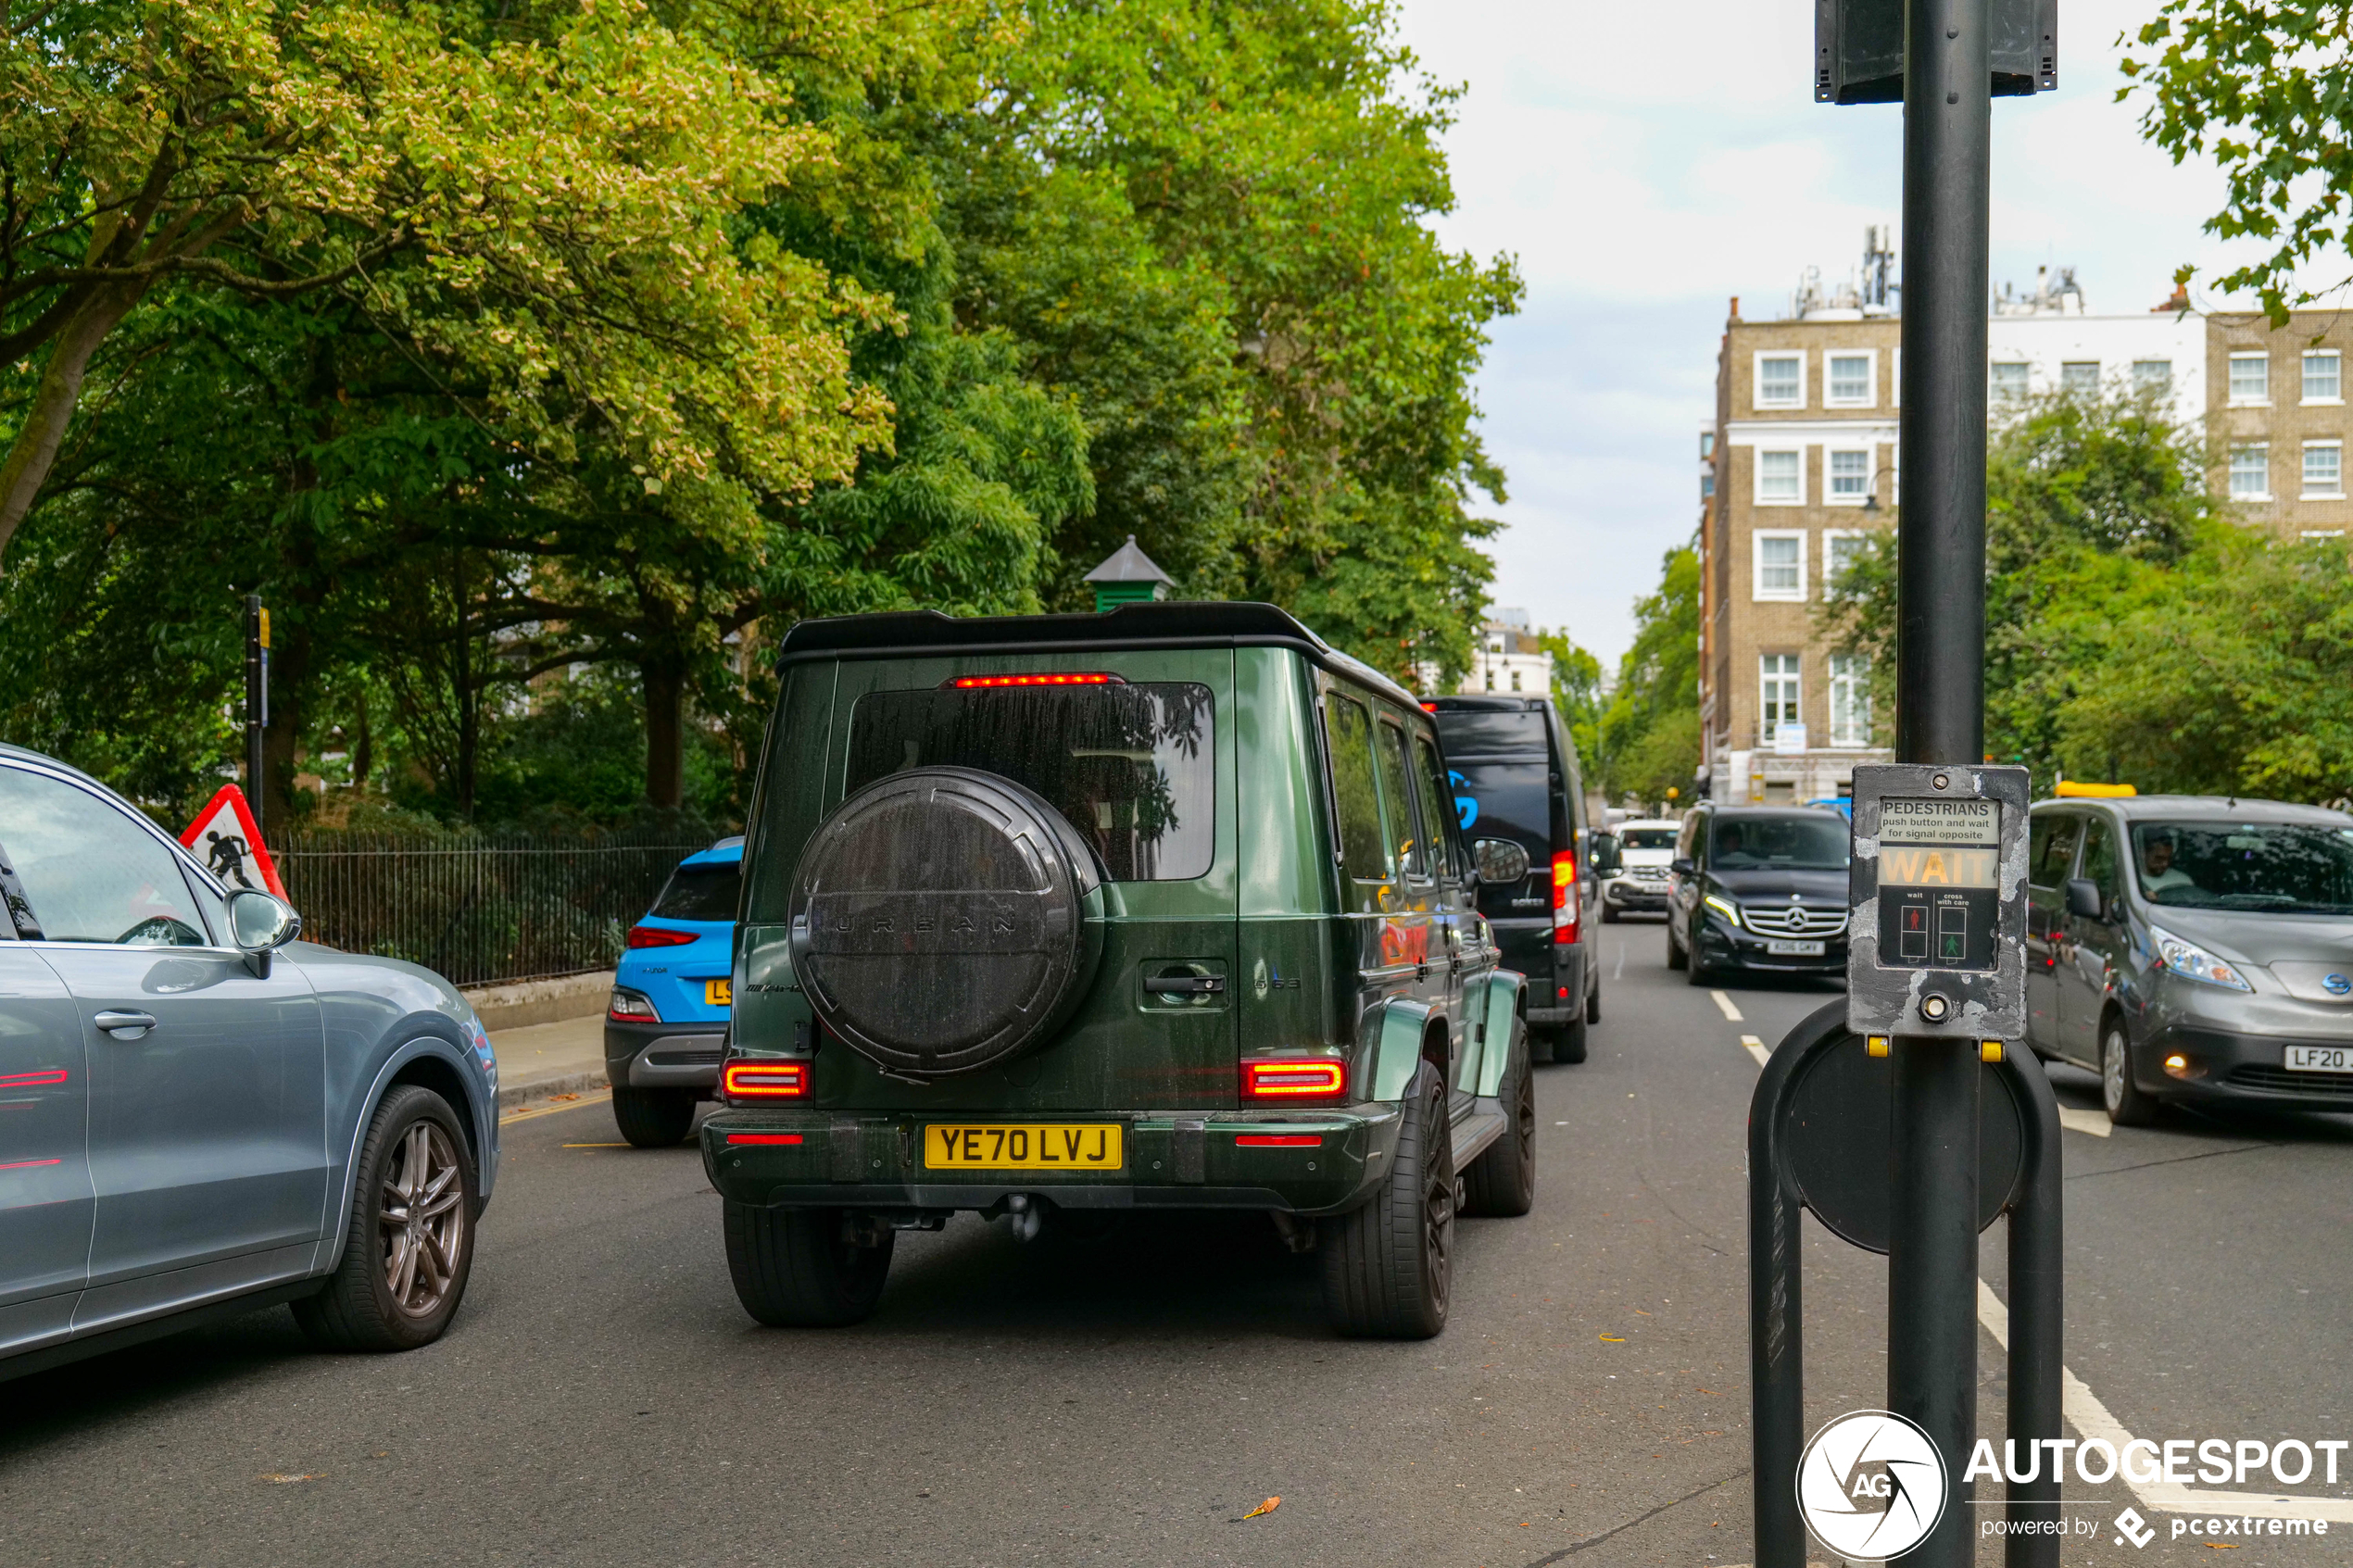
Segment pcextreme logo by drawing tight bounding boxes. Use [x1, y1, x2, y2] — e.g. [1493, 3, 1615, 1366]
[1796, 1410, 1948, 1561]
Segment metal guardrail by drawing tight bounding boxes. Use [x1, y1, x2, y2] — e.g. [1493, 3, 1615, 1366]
[276, 832, 706, 988]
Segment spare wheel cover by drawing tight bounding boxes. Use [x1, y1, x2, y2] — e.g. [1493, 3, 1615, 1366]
[789, 767, 1102, 1076]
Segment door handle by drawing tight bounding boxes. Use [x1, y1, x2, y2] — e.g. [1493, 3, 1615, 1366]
[1145, 972, 1226, 997]
[94, 1010, 157, 1038]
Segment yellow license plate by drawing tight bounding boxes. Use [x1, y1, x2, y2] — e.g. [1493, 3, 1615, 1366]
[705, 979, 732, 1007]
[924, 1123, 1124, 1171]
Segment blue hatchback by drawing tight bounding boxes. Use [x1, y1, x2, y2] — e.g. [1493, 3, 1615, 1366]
[606, 837, 741, 1147]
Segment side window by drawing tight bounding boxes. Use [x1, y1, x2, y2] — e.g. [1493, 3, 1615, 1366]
[1324, 694, 1390, 907]
[0, 767, 212, 946]
[1375, 720, 1426, 880]
[2028, 814, 2082, 889]
[1412, 733, 1463, 880]
[2081, 819, 2120, 902]
[1678, 814, 1700, 862]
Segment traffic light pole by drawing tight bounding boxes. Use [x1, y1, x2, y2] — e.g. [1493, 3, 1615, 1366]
[1890, 3, 1992, 1563]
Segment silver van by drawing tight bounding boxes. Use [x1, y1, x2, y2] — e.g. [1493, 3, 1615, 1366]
[2024, 795, 2353, 1124]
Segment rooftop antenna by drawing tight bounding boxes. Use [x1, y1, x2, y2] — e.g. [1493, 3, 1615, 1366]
[1862, 224, 1898, 313]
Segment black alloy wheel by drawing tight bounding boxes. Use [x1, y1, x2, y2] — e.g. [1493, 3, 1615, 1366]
[1318, 1062, 1453, 1338]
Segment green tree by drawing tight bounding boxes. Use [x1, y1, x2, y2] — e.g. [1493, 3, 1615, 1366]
[1592, 543, 1701, 808]
[1533, 629, 1604, 765]
[1818, 389, 2218, 790]
[2122, 2, 2353, 318]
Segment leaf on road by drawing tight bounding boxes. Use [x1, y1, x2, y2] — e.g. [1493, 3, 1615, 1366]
[1235, 1497, 1280, 1521]
[258, 1474, 321, 1484]
[1599, 1334, 1626, 1343]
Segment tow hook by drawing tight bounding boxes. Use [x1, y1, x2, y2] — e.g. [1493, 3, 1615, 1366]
[1003, 1193, 1044, 1242]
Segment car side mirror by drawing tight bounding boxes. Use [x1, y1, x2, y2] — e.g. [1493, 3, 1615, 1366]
[1472, 838, 1530, 884]
[226, 888, 302, 977]
[1590, 834, 1621, 876]
[2064, 878, 2104, 921]
[1671, 856, 1695, 877]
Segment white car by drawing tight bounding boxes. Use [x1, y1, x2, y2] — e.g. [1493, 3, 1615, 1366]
[1601, 818, 1681, 921]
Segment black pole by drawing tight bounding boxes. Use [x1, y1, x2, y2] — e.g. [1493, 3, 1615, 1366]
[244, 593, 266, 838]
[1999, 1045, 2065, 1567]
[1889, 3, 1991, 1564]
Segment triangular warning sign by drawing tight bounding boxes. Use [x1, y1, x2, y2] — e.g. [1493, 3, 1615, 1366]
[179, 784, 286, 899]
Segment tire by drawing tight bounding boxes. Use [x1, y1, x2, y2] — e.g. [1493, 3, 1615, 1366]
[1586, 984, 1602, 1025]
[1463, 1048, 1536, 1218]
[1319, 1062, 1453, 1339]
[1554, 1014, 1590, 1065]
[1602, 903, 1620, 924]
[1666, 922, 1689, 970]
[611, 1086, 697, 1148]
[1685, 926, 1714, 985]
[2101, 1022, 2161, 1128]
[293, 1085, 477, 1352]
[724, 1202, 894, 1326]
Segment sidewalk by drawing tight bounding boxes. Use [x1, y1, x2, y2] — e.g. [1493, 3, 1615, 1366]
[489, 1013, 609, 1110]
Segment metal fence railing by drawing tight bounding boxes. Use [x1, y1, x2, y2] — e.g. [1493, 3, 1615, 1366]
[275, 832, 710, 989]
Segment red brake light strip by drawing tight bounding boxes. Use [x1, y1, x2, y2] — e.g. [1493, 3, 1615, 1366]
[1241, 1060, 1347, 1098]
[949, 672, 1123, 688]
[724, 1133, 805, 1146]
[1234, 1134, 1323, 1148]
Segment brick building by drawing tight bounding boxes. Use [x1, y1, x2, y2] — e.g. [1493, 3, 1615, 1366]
[2206, 309, 2353, 540]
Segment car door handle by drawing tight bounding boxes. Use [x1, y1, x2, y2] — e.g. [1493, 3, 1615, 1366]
[94, 1010, 157, 1038]
[1145, 973, 1225, 997]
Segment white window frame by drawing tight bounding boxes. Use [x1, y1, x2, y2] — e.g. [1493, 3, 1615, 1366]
[1753, 530, 1808, 602]
[2131, 359, 2173, 396]
[1753, 445, 1806, 506]
[1821, 527, 1871, 595]
[1891, 348, 1900, 408]
[1753, 351, 1806, 411]
[2058, 360, 2101, 397]
[2302, 440, 2344, 499]
[1990, 361, 2032, 403]
[1824, 351, 1876, 408]
[1823, 445, 1873, 508]
[2229, 442, 2272, 502]
[1827, 653, 1872, 747]
[2228, 351, 2271, 407]
[1758, 653, 1804, 734]
[2304, 350, 2344, 406]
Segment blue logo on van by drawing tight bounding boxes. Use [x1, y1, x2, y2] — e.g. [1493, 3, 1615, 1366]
[2325, 972, 2352, 997]
[1449, 769, 1478, 831]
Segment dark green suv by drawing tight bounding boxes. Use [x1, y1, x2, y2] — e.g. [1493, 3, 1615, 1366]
[701, 603, 1533, 1338]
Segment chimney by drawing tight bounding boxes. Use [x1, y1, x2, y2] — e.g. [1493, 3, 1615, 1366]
[2151, 281, 2190, 314]
[1730, 295, 1742, 323]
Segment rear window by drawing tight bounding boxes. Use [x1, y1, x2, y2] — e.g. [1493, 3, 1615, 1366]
[1453, 760, 1553, 856]
[1434, 709, 1550, 756]
[846, 683, 1214, 882]
[1710, 812, 1849, 871]
[1619, 827, 1678, 850]
[652, 862, 742, 922]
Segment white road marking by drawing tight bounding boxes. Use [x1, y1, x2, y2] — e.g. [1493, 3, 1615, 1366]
[1739, 1035, 1769, 1068]
[2057, 1106, 2112, 1137]
[1711, 990, 1743, 1022]
[1976, 1280, 2353, 1522]
[1612, 945, 1625, 981]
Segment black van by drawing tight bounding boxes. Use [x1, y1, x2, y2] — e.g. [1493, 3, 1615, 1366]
[1426, 696, 1605, 1063]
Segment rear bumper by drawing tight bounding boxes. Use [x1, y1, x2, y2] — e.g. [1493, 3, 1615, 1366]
[2135, 1022, 2353, 1113]
[1603, 877, 1670, 910]
[700, 1104, 1403, 1217]
[605, 1019, 726, 1092]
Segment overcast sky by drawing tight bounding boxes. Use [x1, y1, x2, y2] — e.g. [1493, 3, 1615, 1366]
[1389, 0, 2265, 667]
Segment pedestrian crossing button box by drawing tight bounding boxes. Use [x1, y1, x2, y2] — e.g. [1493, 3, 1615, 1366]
[1846, 763, 2029, 1039]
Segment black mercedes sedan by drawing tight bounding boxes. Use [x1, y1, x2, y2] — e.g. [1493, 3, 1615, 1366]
[1665, 805, 1850, 984]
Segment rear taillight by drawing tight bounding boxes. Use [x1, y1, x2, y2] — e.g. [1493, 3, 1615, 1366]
[1553, 848, 1579, 945]
[608, 988, 659, 1022]
[1235, 1134, 1323, 1148]
[723, 1061, 809, 1099]
[626, 924, 697, 949]
[724, 1133, 805, 1146]
[1240, 1059, 1347, 1102]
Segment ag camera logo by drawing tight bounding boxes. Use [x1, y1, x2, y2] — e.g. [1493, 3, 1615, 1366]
[1797, 1410, 1947, 1560]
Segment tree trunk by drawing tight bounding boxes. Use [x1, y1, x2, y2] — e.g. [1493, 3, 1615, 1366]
[261, 616, 309, 841]
[0, 281, 151, 561]
[643, 663, 686, 809]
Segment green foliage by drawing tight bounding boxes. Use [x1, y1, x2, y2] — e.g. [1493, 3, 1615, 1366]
[1534, 630, 1606, 767]
[2121, 2, 2353, 319]
[1591, 544, 1702, 808]
[1818, 389, 2353, 802]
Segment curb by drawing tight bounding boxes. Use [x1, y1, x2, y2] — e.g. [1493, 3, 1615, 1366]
[497, 1067, 611, 1112]
[465, 971, 616, 1033]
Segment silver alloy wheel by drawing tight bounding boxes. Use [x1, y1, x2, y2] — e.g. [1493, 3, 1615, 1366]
[380, 1121, 466, 1318]
[2101, 1028, 2129, 1116]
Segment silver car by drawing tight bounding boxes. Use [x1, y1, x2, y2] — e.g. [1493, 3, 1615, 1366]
[0, 745, 498, 1379]
[2024, 794, 2353, 1125]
